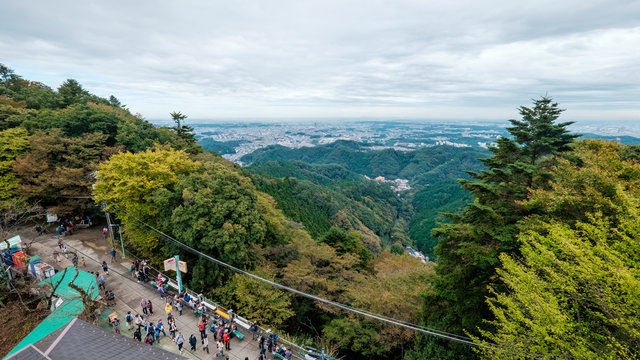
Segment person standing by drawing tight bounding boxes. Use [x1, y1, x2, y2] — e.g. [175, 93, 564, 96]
[98, 275, 105, 291]
[147, 299, 154, 315]
[111, 317, 120, 334]
[198, 320, 206, 340]
[133, 327, 141, 342]
[141, 298, 148, 315]
[102, 227, 108, 239]
[81, 257, 85, 267]
[109, 248, 116, 262]
[176, 300, 183, 316]
[189, 334, 197, 353]
[125, 311, 133, 330]
[223, 331, 230, 351]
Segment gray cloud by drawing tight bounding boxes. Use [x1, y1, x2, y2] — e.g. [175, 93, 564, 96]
[1, 0, 639, 121]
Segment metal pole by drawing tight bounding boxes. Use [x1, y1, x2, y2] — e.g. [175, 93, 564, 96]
[175, 255, 182, 292]
[104, 211, 116, 248]
[117, 225, 125, 259]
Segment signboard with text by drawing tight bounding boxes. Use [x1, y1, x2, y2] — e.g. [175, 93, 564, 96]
[163, 257, 176, 271]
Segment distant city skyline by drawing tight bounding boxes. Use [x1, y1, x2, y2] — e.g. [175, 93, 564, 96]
[2, 1, 639, 121]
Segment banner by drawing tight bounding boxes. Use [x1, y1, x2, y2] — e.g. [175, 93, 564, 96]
[178, 261, 187, 273]
[163, 257, 176, 271]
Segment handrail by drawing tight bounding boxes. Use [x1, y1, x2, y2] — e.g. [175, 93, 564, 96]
[120, 248, 310, 359]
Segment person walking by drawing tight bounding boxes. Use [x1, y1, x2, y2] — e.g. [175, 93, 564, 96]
[202, 335, 210, 354]
[147, 299, 154, 315]
[81, 257, 85, 267]
[215, 340, 224, 357]
[102, 227, 108, 240]
[157, 319, 167, 337]
[109, 248, 117, 262]
[71, 255, 78, 268]
[98, 275, 105, 291]
[189, 334, 198, 353]
[165, 302, 173, 320]
[175, 332, 185, 354]
[101, 260, 109, 275]
[169, 319, 177, 339]
[141, 298, 148, 315]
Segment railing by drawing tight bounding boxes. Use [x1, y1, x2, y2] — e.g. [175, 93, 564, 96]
[119, 248, 313, 360]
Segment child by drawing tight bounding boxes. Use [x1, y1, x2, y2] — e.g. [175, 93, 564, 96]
[81, 257, 86, 267]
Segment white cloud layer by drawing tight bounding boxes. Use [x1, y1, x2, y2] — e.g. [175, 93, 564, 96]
[1, 0, 639, 121]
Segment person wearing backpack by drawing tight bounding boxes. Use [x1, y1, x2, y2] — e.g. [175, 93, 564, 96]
[175, 332, 185, 354]
[210, 323, 217, 341]
[198, 320, 206, 340]
[125, 311, 134, 330]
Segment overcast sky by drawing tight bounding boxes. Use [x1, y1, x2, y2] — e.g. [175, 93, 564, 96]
[2, 1, 639, 122]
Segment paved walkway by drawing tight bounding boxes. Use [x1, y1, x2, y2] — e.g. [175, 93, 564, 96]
[26, 227, 265, 360]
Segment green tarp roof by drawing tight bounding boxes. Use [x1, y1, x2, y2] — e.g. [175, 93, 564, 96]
[4, 267, 98, 359]
[39, 266, 98, 301]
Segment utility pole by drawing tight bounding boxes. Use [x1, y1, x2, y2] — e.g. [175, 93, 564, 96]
[175, 255, 182, 292]
[104, 211, 116, 248]
[105, 211, 125, 259]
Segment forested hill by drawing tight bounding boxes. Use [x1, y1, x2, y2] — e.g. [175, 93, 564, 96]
[248, 160, 365, 185]
[247, 161, 406, 251]
[243, 142, 487, 256]
[242, 140, 487, 182]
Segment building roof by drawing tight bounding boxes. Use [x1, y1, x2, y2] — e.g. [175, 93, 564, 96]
[6, 318, 186, 360]
[38, 267, 98, 301]
[5, 268, 98, 358]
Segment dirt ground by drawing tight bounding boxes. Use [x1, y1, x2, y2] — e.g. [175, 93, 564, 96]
[0, 294, 50, 357]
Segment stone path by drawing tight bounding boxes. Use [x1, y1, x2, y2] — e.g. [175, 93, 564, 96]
[26, 227, 265, 360]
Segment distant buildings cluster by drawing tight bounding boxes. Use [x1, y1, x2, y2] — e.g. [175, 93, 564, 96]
[404, 246, 429, 263]
[364, 175, 411, 192]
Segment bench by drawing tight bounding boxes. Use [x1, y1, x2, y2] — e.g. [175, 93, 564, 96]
[232, 330, 244, 340]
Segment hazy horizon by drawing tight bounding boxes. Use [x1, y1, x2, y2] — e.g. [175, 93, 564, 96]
[2, 1, 639, 121]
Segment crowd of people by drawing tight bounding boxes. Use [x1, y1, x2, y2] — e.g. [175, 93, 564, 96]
[120, 291, 246, 359]
[63, 229, 295, 360]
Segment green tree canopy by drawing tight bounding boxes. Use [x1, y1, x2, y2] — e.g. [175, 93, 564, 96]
[477, 140, 640, 360]
[420, 97, 579, 359]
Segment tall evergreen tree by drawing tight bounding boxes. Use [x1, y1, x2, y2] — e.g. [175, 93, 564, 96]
[415, 97, 579, 359]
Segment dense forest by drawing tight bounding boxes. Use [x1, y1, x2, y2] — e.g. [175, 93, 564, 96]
[241, 140, 486, 256]
[2, 64, 639, 359]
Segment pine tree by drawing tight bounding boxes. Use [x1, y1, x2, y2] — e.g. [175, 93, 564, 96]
[416, 97, 579, 359]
